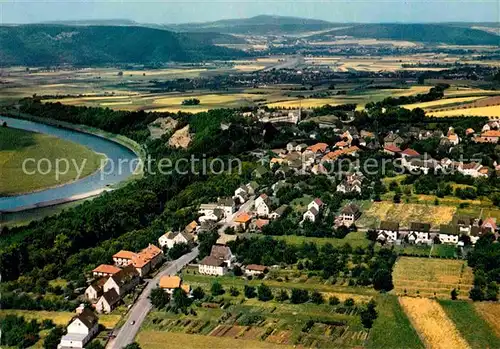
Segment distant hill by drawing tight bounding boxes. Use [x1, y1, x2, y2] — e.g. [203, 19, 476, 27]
[0, 25, 247, 66]
[309, 23, 500, 45]
[40, 19, 140, 26]
[169, 15, 342, 34]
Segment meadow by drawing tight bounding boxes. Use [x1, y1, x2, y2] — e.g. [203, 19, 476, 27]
[0, 127, 105, 196]
[392, 257, 474, 299]
[264, 231, 371, 249]
[438, 300, 499, 348]
[399, 297, 470, 349]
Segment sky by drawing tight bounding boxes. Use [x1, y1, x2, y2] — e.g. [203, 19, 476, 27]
[0, 0, 499, 24]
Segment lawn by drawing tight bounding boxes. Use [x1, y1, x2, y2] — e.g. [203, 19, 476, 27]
[266, 231, 371, 249]
[399, 297, 469, 349]
[0, 127, 105, 196]
[392, 257, 474, 299]
[367, 295, 424, 349]
[358, 202, 456, 229]
[438, 300, 499, 348]
[0, 310, 120, 329]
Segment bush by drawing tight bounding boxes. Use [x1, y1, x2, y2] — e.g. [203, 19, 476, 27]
[311, 290, 324, 304]
[244, 285, 256, 298]
[291, 288, 309, 304]
[211, 281, 224, 296]
[229, 287, 240, 297]
[344, 298, 355, 307]
[329, 296, 340, 305]
[257, 284, 273, 302]
[276, 289, 289, 302]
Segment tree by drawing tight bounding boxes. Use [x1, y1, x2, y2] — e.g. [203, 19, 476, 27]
[211, 281, 224, 296]
[167, 242, 191, 260]
[290, 288, 309, 304]
[198, 231, 219, 258]
[124, 343, 142, 349]
[485, 282, 499, 301]
[311, 290, 324, 304]
[276, 289, 289, 302]
[233, 265, 243, 276]
[192, 286, 205, 300]
[229, 286, 240, 297]
[86, 341, 104, 349]
[469, 286, 484, 301]
[373, 269, 394, 292]
[329, 296, 340, 305]
[172, 288, 191, 312]
[257, 283, 273, 301]
[366, 229, 378, 242]
[244, 285, 256, 298]
[150, 287, 170, 309]
[43, 326, 64, 349]
[450, 288, 458, 300]
[344, 298, 355, 307]
[360, 300, 378, 328]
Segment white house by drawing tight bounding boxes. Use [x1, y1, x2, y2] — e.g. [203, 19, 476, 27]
[198, 256, 227, 276]
[303, 207, 319, 223]
[338, 203, 361, 227]
[210, 245, 235, 268]
[103, 265, 139, 297]
[95, 289, 120, 314]
[233, 185, 249, 203]
[377, 221, 400, 243]
[158, 231, 194, 249]
[408, 222, 432, 244]
[255, 193, 271, 218]
[84, 278, 107, 303]
[245, 264, 268, 276]
[57, 306, 99, 349]
[307, 198, 324, 212]
[92, 264, 121, 278]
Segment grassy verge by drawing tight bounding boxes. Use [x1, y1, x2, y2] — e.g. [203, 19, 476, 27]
[367, 295, 424, 349]
[438, 300, 499, 348]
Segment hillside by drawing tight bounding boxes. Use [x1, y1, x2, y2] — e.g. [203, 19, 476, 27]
[169, 15, 341, 34]
[309, 23, 500, 45]
[0, 25, 247, 66]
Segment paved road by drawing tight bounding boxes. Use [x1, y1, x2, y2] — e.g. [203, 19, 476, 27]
[107, 247, 199, 349]
[218, 196, 255, 233]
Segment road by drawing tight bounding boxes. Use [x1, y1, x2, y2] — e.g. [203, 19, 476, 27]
[218, 196, 255, 233]
[107, 247, 199, 349]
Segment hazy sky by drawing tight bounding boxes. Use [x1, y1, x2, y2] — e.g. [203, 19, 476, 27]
[0, 0, 499, 24]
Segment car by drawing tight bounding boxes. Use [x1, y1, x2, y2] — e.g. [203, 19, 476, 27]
[130, 320, 136, 325]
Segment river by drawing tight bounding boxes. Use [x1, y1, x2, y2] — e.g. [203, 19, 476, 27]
[0, 116, 139, 213]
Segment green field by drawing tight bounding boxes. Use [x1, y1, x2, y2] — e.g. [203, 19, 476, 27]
[0, 127, 105, 196]
[438, 300, 500, 348]
[367, 295, 424, 349]
[264, 231, 371, 249]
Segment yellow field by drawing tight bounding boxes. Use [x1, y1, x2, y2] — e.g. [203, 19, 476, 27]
[0, 310, 120, 328]
[266, 98, 342, 108]
[402, 96, 485, 110]
[474, 302, 500, 337]
[137, 331, 294, 349]
[362, 202, 456, 228]
[444, 87, 500, 97]
[399, 297, 470, 349]
[393, 257, 474, 299]
[428, 105, 500, 118]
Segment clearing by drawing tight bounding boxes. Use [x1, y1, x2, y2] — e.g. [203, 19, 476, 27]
[392, 257, 474, 299]
[399, 297, 470, 349]
[0, 127, 105, 196]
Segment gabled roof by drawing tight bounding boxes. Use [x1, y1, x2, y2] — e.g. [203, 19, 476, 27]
[139, 244, 163, 260]
[93, 264, 121, 275]
[384, 144, 401, 153]
[401, 148, 420, 157]
[89, 277, 107, 295]
[306, 142, 329, 153]
[313, 198, 324, 206]
[254, 219, 269, 229]
[234, 212, 252, 223]
[111, 264, 139, 286]
[379, 221, 399, 231]
[101, 288, 120, 306]
[341, 203, 360, 215]
[274, 204, 288, 216]
[159, 275, 182, 289]
[185, 221, 198, 233]
[482, 130, 500, 137]
[73, 308, 98, 329]
[200, 255, 225, 267]
[210, 245, 232, 260]
[113, 250, 137, 260]
[439, 224, 459, 235]
[246, 264, 268, 272]
[307, 207, 319, 216]
[482, 217, 497, 230]
[410, 222, 431, 232]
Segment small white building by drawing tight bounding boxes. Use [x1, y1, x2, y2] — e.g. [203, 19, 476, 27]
[377, 221, 400, 243]
[158, 231, 194, 249]
[245, 264, 268, 276]
[255, 193, 271, 218]
[58, 305, 99, 349]
[198, 256, 227, 276]
[95, 289, 120, 314]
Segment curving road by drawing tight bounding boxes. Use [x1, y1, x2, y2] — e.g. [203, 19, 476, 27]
[107, 247, 199, 349]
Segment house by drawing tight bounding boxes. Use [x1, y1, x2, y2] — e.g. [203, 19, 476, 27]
[438, 225, 460, 244]
[92, 264, 121, 278]
[336, 172, 364, 194]
[234, 212, 252, 230]
[57, 306, 99, 349]
[481, 217, 497, 233]
[210, 245, 235, 268]
[246, 181, 259, 195]
[269, 204, 288, 220]
[296, 143, 308, 152]
[307, 198, 324, 213]
[218, 197, 236, 217]
[271, 148, 287, 157]
[480, 130, 500, 143]
[448, 133, 459, 145]
[251, 218, 270, 231]
[311, 163, 328, 175]
[377, 221, 400, 243]
[85, 278, 107, 303]
[466, 128, 475, 136]
[286, 142, 298, 152]
[184, 221, 198, 235]
[112, 250, 136, 267]
[159, 231, 194, 249]
[384, 133, 405, 148]
[103, 265, 139, 297]
[138, 244, 163, 270]
[95, 289, 120, 314]
[199, 208, 224, 223]
[408, 222, 432, 244]
[306, 142, 329, 154]
[198, 256, 227, 276]
[458, 162, 485, 178]
[234, 185, 249, 203]
[253, 166, 270, 178]
[303, 207, 319, 223]
[245, 264, 268, 276]
[159, 275, 190, 295]
[255, 193, 271, 218]
[335, 140, 349, 149]
[338, 203, 361, 227]
[384, 144, 401, 156]
[400, 148, 420, 166]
